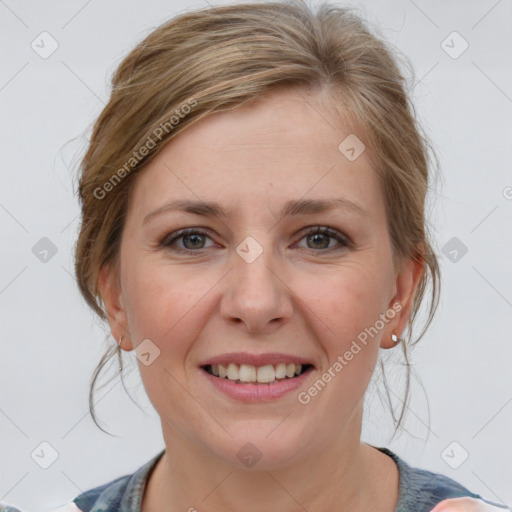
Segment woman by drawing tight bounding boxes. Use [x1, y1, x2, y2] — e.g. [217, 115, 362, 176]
[51, 1, 509, 511]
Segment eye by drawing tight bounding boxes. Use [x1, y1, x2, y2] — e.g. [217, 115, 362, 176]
[295, 226, 351, 251]
[160, 228, 216, 253]
[160, 226, 351, 254]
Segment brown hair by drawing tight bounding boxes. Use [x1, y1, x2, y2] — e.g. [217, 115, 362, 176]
[73, 0, 440, 437]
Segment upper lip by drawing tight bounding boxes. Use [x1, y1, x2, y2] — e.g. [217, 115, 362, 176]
[199, 352, 314, 368]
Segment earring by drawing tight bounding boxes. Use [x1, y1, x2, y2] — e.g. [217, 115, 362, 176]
[391, 331, 402, 344]
[118, 332, 125, 349]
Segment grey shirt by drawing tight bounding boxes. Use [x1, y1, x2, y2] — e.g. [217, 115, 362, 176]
[69, 446, 510, 512]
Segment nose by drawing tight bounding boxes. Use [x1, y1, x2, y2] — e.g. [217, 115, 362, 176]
[219, 243, 293, 334]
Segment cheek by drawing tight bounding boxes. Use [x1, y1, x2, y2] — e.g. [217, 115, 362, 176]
[301, 260, 391, 342]
[296, 265, 388, 415]
[120, 260, 211, 411]
[121, 257, 218, 355]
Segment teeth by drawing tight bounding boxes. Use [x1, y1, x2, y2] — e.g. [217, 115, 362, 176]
[256, 365, 275, 383]
[275, 363, 287, 379]
[227, 363, 239, 381]
[210, 362, 307, 383]
[239, 364, 256, 382]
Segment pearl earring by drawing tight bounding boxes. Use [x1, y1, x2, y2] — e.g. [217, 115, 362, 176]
[391, 331, 402, 344]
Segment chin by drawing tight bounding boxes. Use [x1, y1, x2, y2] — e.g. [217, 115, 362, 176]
[211, 429, 311, 471]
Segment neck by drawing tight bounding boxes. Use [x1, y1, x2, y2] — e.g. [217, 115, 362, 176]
[143, 409, 397, 512]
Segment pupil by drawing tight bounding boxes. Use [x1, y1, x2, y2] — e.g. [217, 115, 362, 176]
[310, 234, 328, 249]
[184, 234, 204, 249]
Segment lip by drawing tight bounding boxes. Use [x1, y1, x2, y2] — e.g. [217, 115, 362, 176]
[199, 352, 314, 367]
[200, 365, 315, 402]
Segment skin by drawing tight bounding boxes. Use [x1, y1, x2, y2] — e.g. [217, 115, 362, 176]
[98, 85, 470, 512]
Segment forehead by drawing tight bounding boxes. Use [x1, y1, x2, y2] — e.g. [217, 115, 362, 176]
[129, 87, 384, 222]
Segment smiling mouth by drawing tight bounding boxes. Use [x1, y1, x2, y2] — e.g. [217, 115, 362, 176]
[202, 363, 314, 384]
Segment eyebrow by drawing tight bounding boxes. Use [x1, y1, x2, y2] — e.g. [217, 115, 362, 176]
[143, 197, 368, 225]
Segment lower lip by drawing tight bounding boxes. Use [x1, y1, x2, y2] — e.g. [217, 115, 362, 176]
[200, 367, 314, 402]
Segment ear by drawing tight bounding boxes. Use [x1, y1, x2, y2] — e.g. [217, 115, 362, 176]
[380, 254, 424, 349]
[98, 262, 133, 351]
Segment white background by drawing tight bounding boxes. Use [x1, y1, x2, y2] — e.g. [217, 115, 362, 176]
[0, 0, 511, 510]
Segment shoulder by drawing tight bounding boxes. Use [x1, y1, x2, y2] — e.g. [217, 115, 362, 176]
[71, 449, 165, 512]
[375, 446, 509, 511]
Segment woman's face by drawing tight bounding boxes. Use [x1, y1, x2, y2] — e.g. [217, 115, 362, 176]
[101, 87, 421, 469]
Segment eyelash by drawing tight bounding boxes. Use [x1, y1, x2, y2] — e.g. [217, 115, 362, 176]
[160, 226, 352, 254]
